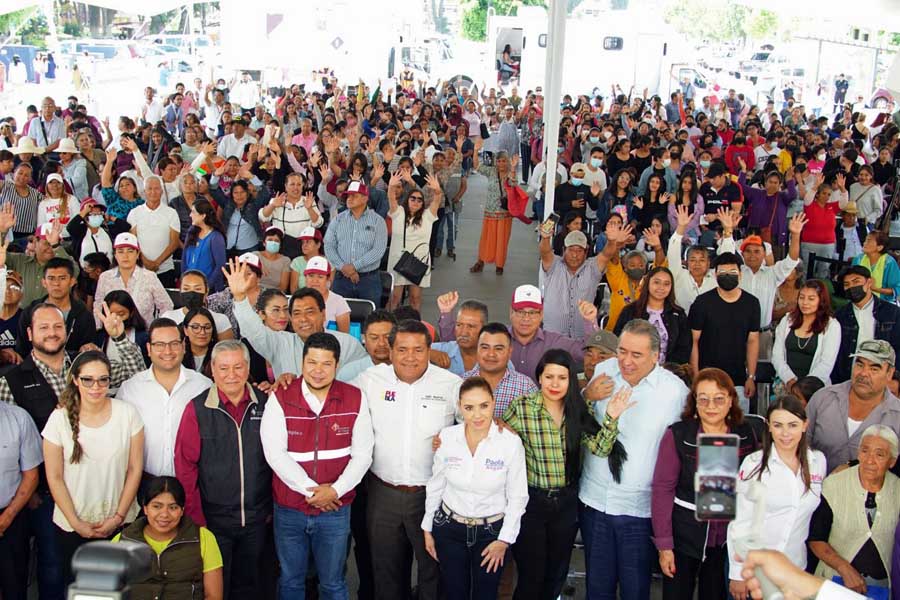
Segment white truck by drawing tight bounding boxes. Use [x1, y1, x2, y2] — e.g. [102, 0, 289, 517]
[485, 5, 708, 99]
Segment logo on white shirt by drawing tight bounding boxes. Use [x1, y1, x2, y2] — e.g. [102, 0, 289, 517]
[485, 458, 505, 471]
[383, 390, 396, 402]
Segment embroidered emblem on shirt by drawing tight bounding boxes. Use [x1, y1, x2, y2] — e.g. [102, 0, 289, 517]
[383, 390, 396, 402]
[331, 422, 351, 436]
[485, 458, 505, 471]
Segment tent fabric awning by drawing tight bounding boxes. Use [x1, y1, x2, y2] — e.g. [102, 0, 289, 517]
[1, 0, 195, 17]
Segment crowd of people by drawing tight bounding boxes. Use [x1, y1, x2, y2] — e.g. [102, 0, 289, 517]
[0, 65, 899, 600]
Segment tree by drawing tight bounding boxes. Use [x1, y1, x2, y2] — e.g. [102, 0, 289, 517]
[459, 0, 547, 41]
[746, 9, 778, 41]
[664, 0, 749, 42]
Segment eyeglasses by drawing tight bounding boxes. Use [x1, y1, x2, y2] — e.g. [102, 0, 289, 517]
[7, 284, 20, 291]
[150, 341, 183, 351]
[187, 323, 213, 333]
[408, 195, 425, 202]
[78, 376, 110, 388]
[514, 309, 542, 319]
[696, 395, 729, 407]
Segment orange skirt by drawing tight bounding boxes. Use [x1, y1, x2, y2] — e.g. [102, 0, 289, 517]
[477, 215, 513, 268]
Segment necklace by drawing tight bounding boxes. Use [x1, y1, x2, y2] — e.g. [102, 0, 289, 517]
[795, 332, 812, 350]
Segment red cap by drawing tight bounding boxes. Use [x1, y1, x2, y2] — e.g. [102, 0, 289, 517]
[740, 235, 764, 252]
[341, 180, 369, 198]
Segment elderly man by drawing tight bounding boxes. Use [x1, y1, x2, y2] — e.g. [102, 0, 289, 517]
[175, 339, 271, 600]
[808, 425, 900, 595]
[352, 320, 460, 600]
[0, 397, 42, 600]
[126, 175, 181, 287]
[553, 162, 601, 221]
[324, 181, 388, 307]
[2, 217, 78, 307]
[808, 340, 900, 474]
[540, 219, 619, 340]
[833, 266, 900, 384]
[462, 321, 537, 416]
[667, 205, 724, 314]
[580, 329, 619, 389]
[581, 319, 690, 600]
[217, 115, 256, 159]
[433, 292, 488, 376]
[27, 97, 65, 152]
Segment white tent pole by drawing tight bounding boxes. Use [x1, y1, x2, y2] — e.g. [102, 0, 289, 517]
[540, 0, 566, 223]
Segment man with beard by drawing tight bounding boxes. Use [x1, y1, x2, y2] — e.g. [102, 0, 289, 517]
[807, 340, 900, 474]
[0, 302, 144, 600]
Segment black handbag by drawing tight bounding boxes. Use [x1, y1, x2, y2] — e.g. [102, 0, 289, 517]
[393, 215, 431, 286]
[480, 122, 490, 139]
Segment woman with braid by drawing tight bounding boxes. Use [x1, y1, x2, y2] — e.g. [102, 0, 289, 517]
[42, 350, 144, 584]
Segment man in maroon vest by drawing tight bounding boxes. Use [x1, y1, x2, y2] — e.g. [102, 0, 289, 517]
[259, 331, 374, 598]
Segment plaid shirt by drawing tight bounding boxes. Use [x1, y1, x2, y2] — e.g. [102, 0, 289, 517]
[0, 336, 146, 405]
[462, 365, 537, 417]
[503, 390, 605, 490]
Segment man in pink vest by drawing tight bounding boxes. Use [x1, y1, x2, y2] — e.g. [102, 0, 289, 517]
[260, 331, 374, 599]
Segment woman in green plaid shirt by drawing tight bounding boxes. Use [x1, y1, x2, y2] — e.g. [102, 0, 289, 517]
[501, 348, 608, 600]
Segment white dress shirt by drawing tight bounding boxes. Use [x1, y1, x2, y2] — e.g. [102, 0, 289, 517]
[580, 360, 688, 518]
[258, 199, 324, 238]
[422, 423, 528, 544]
[667, 232, 726, 315]
[852, 297, 876, 350]
[217, 133, 256, 160]
[117, 366, 212, 476]
[259, 380, 374, 498]
[352, 363, 461, 486]
[817, 580, 865, 600]
[142, 99, 165, 125]
[727, 445, 826, 580]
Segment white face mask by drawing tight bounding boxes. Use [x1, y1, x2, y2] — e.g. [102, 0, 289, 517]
[817, 153, 826, 161]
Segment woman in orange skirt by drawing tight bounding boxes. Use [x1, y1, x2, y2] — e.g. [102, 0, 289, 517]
[470, 146, 521, 275]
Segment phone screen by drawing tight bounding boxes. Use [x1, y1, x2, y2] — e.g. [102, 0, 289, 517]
[694, 434, 739, 521]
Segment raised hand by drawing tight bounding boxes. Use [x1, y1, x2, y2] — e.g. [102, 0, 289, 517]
[737, 156, 747, 172]
[303, 192, 315, 210]
[388, 170, 403, 188]
[271, 192, 287, 208]
[425, 173, 442, 194]
[105, 146, 118, 162]
[835, 172, 846, 190]
[643, 228, 661, 249]
[787, 212, 808, 235]
[98, 301, 125, 338]
[221, 258, 253, 300]
[46, 219, 62, 248]
[578, 299, 598, 323]
[605, 387, 637, 420]
[437, 290, 459, 314]
[591, 180, 602, 197]
[369, 161, 385, 183]
[675, 204, 693, 233]
[0, 203, 16, 234]
[633, 197, 645, 210]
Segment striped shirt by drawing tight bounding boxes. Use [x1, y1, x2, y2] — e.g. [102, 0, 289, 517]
[462, 364, 537, 417]
[324, 208, 388, 274]
[502, 390, 605, 490]
[542, 256, 604, 340]
[0, 180, 42, 234]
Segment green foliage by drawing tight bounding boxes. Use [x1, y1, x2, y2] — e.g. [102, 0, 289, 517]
[664, 0, 777, 42]
[62, 21, 83, 37]
[747, 9, 778, 41]
[460, 0, 547, 41]
[0, 8, 37, 37]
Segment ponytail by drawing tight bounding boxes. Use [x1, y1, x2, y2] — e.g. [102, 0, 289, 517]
[61, 350, 112, 464]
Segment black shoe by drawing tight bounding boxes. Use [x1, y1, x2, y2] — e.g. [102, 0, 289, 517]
[447, 250, 456, 261]
[435, 249, 442, 258]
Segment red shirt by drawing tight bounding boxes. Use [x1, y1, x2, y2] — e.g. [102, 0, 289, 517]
[802, 201, 840, 244]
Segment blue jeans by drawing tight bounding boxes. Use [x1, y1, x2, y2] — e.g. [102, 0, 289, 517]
[434, 209, 455, 252]
[432, 508, 504, 600]
[273, 503, 351, 600]
[579, 504, 654, 600]
[27, 490, 65, 600]
[331, 270, 382, 308]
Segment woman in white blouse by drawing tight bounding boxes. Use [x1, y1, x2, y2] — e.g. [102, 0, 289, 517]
[727, 395, 826, 600]
[42, 349, 144, 584]
[422, 376, 528, 600]
[772, 279, 841, 388]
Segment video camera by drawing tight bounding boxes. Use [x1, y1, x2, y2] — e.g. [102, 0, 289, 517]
[67, 541, 153, 599]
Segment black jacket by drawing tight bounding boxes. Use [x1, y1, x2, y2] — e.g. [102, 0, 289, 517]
[614, 302, 692, 364]
[833, 296, 900, 383]
[553, 181, 600, 221]
[16, 294, 96, 358]
[65, 214, 130, 264]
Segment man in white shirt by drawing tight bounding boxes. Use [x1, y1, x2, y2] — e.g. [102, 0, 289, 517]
[126, 176, 181, 287]
[117, 318, 211, 488]
[140, 86, 165, 126]
[27, 97, 65, 152]
[230, 73, 259, 115]
[203, 86, 227, 138]
[718, 212, 806, 332]
[217, 116, 256, 160]
[260, 332, 373, 599]
[580, 319, 689, 600]
[352, 319, 461, 600]
[667, 204, 733, 314]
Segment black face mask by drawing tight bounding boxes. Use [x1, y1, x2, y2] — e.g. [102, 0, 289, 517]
[845, 285, 867, 304]
[734, 137, 746, 145]
[181, 291, 205, 310]
[717, 273, 739, 291]
[795, 163, 807, 173]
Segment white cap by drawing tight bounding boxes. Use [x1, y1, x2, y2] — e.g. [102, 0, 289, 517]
[46, 173, 64, 185]
[298, 226, 319, 241]
[113, 232, 140, 250]
[303, 256, 331, 276]
[238, 252, 261, 270]
[511, 284, 542, 310]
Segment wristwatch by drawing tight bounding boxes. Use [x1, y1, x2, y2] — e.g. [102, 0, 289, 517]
[747, 373, 756, 382]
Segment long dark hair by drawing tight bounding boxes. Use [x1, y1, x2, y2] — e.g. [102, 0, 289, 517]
[181, 307, 219, 377]
[59, 350, 111, 464]
[643, 172, 666, 201]
[185, 199, 226, 246]
[535, 349, 600, 484]
[788, 280, 832, 336]
[103, 290, 147, 333]
[749, 395, 812, 492]
[675, 171, 698, 208]
[630, 266, 677, 317]
[401, 188, 426, 228]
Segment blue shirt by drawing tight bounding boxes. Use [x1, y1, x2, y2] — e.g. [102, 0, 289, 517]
[432, 341, 468, 377]
[324, 207, 388, 274]
[226, 209, 259, 251]
[0, 401, 43, 507]
[579, 359, 688, 518]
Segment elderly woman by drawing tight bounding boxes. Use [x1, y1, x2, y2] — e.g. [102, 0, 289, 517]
[469, 143, 522, 276]
[852, 230, 900, 303]
[809, 425, 900, 596]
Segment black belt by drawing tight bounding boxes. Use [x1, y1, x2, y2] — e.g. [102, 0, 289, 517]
[528, 485, 576, 499]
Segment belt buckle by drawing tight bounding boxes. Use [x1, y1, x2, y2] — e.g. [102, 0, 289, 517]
[463, 516, 479, 526]
[546, 488, 560, 498]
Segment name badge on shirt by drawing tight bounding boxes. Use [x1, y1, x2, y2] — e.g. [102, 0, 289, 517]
[421, 394, 446, 407]
[445, 456, 463, 469]
[485, 458, 505, 471]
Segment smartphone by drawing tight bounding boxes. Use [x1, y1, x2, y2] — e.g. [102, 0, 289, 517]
[694, 433, 739, 521]
[541, 212, 560, 236]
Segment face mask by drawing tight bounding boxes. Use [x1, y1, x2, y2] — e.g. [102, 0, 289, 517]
[602, 131, 613, 139]
[817, 153, 826, 161]
[846, 284, 867, 303]
[181, 291, 205, 310]
[734, 137, 746, 145]
[617, 135, 627, 141]
[670, 153, 681, 161]
[662, 159, 671, 167]
[571, 177, 583, 186]
[699, 160, 712, 169]
[557, 147, 564, 154]
[769, 142, 778, 150]
[402, 121, 412, 129]
[87, 214, 104, 228]
[796, 163, 807, 173]
[625, 268, 644, 281]
[717, 273, 739, 291]
[265, 240, 281, 253]
[590, 158, 602, 168]
[589, 136, 600, 144]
